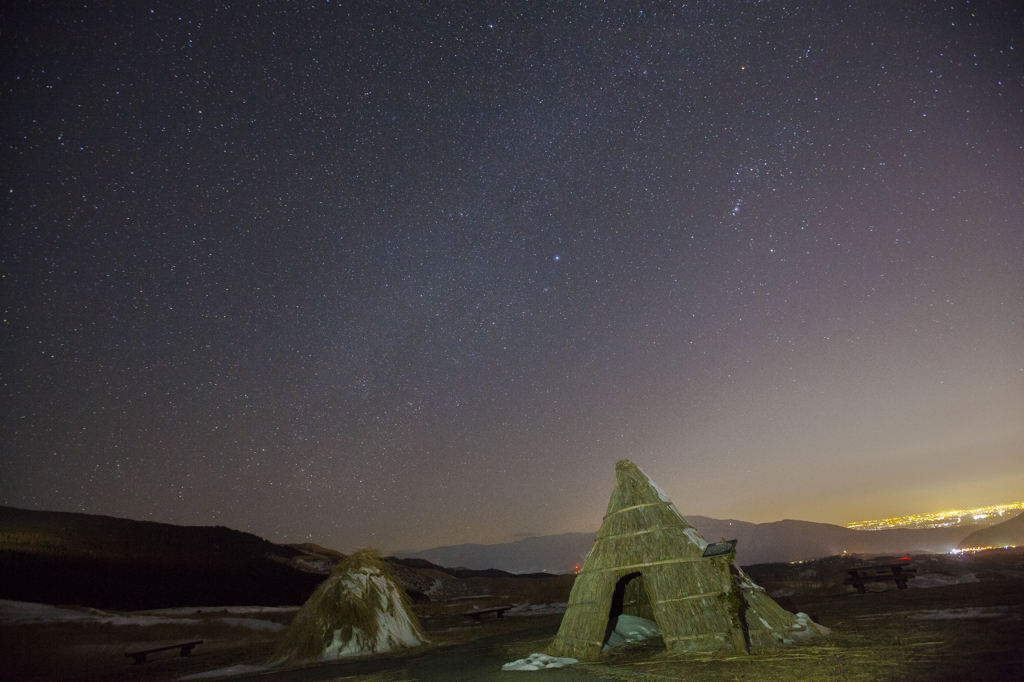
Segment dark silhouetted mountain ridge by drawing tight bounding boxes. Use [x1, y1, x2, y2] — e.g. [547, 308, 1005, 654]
[395, 516, 975, 573]
[0, 506, 324, 610]
[958, 511, 1024, 550]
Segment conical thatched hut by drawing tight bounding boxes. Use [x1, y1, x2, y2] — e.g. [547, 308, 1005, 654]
[275, 549, 427, 662]
[548, 460, 825, 660]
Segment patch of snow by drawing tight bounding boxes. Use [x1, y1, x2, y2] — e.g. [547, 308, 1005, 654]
[667, 503, 688, 521]
[218, 617, 285, 631]
[631, 463, 695, 527]
[321, 567, 427, 659]
[506, 603, 568, 616]
[793, 612, 831, 638]
[0, 600, 197, 626]
[1, 600, 304, 630]
[149, 606, 298, 616]
[374, 599, 425, 650]
[859, 605, 1020, 621]
[633, 463, 672, 503]
[682, 527, 709, 550]
[178, 665, 267, 680]
[289, 556, 334, 574]
[910, 607, 1013, 620]
[71, 612, 195, 626]
[1, 600, 99, 624]
[502, 653, 578, 671]
[603, 614, 661, 650]
[324, 625, 367, 658]
[912, 573, 980, 589]
[733, 565, 765, 592]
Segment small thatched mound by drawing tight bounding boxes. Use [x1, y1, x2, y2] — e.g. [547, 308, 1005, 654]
[275, 548, 427, 662]
[548, 460, 827, 661]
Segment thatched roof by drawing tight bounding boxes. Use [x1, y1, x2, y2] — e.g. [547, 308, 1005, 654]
[548, 460, 823, 660]
[275, 548, 426, 663]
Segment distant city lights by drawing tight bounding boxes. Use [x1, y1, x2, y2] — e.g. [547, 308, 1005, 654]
[846, 501, 1024, 531]
[949, 545, 1017, 555]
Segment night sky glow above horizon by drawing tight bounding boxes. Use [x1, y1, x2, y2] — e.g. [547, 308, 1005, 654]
[3, 2, 1022, 554]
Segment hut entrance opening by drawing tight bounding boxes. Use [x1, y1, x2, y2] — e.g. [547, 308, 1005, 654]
[603, 571, 657, 646]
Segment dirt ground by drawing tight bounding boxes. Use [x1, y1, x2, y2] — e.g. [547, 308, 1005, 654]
[2, 578, 1022, 682]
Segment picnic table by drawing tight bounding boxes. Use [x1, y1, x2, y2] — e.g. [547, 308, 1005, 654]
[125, 640, 203, 664]
[464, 605, 513, 621]
[843, 561, 917, 594]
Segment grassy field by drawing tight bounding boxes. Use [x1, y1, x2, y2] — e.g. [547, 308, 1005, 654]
[0, 608, 295, 682]
[2, 576, 1022, 681]
[561, 579, 1024, 682]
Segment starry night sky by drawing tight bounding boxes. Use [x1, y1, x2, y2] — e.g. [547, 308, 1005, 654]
[3, 1, 1022, 553]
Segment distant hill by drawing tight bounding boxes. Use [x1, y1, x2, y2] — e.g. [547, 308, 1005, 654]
[958, 511, 1024, 550]
[393, 532, 599, 574]
[1, 504, 989, 610]
[385, 555, 553, 580]
[0, 507, 571, 610]
[686, 516, 971, 564]
[0, 506, 325, 610]
[395, 516, 974, 573]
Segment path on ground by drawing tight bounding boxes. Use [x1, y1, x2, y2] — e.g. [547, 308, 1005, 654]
[227, 624, 639, 681]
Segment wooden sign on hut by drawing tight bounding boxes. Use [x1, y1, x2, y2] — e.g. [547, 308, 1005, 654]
[547, 460, 827, 660]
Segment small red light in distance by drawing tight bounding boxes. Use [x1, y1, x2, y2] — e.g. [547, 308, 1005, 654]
[900, 557, 910, 560]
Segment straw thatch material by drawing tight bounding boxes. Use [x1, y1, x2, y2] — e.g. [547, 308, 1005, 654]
[548, 460, 818, 660]
[275, 548, 426, 663]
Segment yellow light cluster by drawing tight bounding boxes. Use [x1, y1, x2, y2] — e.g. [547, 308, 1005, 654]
[949, 545, 1018, 555]
[846, 501, 1024, 531]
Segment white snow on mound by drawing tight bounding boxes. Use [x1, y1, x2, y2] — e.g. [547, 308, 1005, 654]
[603, 614, 662, 650]
[321, 567, 426, 659]
[502, 653, 579, 671]
[178, 664, 268, 680]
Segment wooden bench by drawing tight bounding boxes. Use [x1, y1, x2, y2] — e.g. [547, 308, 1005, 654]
[464, 605, 513, 621]
[844, 562, 917, 594]
[125, 640, 203, 664]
